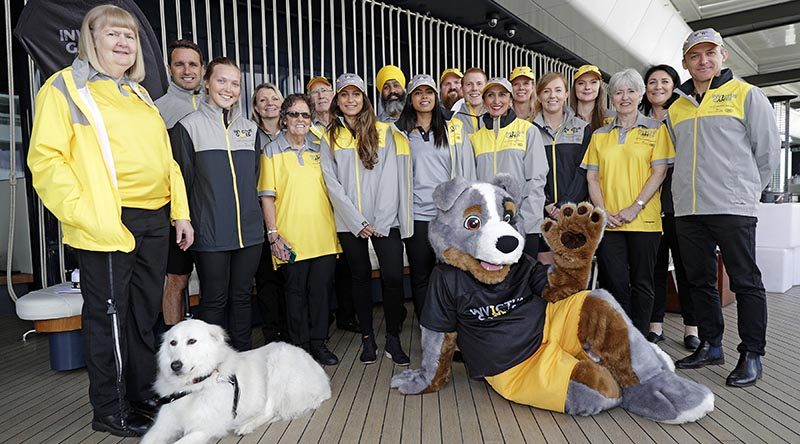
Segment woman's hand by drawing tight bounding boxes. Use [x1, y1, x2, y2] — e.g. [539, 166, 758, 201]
[175, 220, 194, 251]
[605, 213, 624, 228]
[358, 225, 377, 238]
[545, 204, 560, 219]
[617, 204, 642, 225]
[270, 234, 293, 261]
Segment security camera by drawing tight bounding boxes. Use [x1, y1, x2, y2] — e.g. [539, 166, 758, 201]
[505, 24, 517, 38]
[487, 12, 500, 28]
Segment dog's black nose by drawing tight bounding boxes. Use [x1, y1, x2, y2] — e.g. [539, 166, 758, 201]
[171, 360, 183, 372]
[496, 236, 519, 254]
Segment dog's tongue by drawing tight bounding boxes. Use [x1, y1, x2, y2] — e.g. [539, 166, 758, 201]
[480, 261, 503, 271]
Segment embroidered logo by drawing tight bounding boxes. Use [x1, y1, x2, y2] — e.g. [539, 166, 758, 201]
[233, 129, 253, 138]
[711, 93, 736, 103]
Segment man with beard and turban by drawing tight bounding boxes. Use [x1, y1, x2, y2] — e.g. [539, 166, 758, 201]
[440, 68, 464, 111]
[376, 64, 407, 122]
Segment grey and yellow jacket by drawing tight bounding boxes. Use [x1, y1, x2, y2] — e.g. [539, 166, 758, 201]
[664, 68, 779, 217]
[395, 118, 477, 237]
[470, 110, 549, 234]
[171, 99, 264, 251]
[155, 81, 202, 129]
[452, 100, 484, 134]
[27, 58, 189, 253]
[320, 120, 401, 236]
[531, 109, 591, 207]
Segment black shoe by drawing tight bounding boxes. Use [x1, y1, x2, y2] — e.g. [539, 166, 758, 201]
[360, 335, 377, 364]
[452, 350, 464, 363]
[385, 333, 410, 366]
[683, 335, 701, 351]
[646, 331, 665, 344]
[726, 352, 762, 387]
[336, 319, 361, 333]
[91, 410, 152, 437]
[675, 341, 724, 369]
[130, 397, 161, 420]
[310, 343, 339, 366]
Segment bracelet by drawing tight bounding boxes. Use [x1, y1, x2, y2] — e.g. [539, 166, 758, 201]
[267, 229, 279, 234]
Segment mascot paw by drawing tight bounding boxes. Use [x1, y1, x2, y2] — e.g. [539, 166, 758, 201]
[621, 372, 714, 424]
[391, 368, 432, 395]
[542, 203, 605, 260]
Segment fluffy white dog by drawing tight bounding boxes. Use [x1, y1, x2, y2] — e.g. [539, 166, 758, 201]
[141, 319, 331, 444]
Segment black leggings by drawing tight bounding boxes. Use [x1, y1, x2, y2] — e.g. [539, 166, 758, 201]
[403, 221, 436, 320]
[651, 213, 696, 325]
[338, 228, 405, 336]
[194, 244, 262, 351]
[282, 254, 336, 347]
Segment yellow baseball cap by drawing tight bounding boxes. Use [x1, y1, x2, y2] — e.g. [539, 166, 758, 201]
[509, 66, 535, 82]
[573, 65, 602, 82]
[306, 76, 331, 91]
[376, 65, 406, 92]
[440, 68, 464, 84]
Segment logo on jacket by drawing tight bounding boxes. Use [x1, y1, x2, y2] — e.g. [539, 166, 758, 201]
[468, 296, 525, 321]
[711, 93, 736, 103]
[234, 129, 253, 138]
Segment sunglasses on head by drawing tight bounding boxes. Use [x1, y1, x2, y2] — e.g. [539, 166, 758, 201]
[286, 111, 312, 119]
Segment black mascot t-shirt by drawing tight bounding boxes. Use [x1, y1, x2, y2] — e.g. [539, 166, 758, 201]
[421, 254, 549, 378]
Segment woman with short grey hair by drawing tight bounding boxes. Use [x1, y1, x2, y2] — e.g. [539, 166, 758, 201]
[580, 68, 674, 335]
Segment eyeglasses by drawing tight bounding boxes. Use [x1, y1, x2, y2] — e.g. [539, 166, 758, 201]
[310, 88, 333, 96]
[286, 111, 312, 119]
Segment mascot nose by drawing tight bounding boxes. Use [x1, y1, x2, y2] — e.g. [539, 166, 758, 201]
[171, 360, 183, 372]
[496, 236, 519, 254]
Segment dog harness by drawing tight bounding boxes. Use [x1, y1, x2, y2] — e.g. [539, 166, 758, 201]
[158, 372, 241, 418]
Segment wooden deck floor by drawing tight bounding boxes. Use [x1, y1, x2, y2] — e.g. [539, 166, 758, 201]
[2, 287, 800, 444]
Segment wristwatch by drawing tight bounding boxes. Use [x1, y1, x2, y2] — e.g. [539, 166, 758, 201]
[635, 199, 646, 208]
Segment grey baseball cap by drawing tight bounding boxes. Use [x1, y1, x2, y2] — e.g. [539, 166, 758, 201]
[335, 73, 367, 94]
[682, 28, 723, 55]
[407, 74, 438, 94]
[482, 76, 513, 95]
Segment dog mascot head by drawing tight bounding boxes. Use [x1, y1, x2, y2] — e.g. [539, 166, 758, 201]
[429, 174, 525, 284]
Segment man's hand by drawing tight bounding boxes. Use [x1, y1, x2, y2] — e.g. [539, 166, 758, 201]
[175, 220, 194, 251]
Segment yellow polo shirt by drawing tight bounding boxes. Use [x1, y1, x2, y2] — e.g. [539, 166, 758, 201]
[580, 114, 674, 232]
[258, 133, 341, 265]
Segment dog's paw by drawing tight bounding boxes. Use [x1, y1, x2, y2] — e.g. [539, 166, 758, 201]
[234, 422, 259, 436]
[391, 368, 431, 394]
[542, 203, 605, 257]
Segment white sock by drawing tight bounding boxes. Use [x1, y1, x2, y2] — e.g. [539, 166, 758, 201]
[684, 325, 698, 337]
[649, 322, 663, 335]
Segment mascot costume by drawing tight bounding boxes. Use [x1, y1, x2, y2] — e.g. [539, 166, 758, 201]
[391, 175, 714, 423]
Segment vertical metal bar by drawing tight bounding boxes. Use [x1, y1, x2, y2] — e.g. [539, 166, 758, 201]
[320, 0, 326, 77]
[286, 0, 294, 93]
[247, 0, 254, 93]
[380, 3, 387, 66]
[340, 0, 347, 72]
[362, 0, 368, 99]
[191, 0, 198, 43]
[5, 0, 18, 293]
[220, 0, 227, 57]
[273, 0, 279, 84]
[352, 0, 357, 77]
[330, 0, 336, 81]
[308, 0, 314, 77]
[175, 0, 183, 39]
[160, 0, 167, 65]
[298, 0, 305, 89]
[435, 21, 440, 78]
[261, 0, 267, 79]
[414, 14, 420, 76]
[387, 5, 393, 64]
[371, 2, 377, 101]
[205, 0, 212, 59]
[407, 11, 413, 75]
[232, 0, 240, 66]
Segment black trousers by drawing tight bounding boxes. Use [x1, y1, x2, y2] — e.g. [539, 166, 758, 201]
[77, 206, 169, 416]
[403, 221, 436, 320]
[651, 213, 696, 325]
[166, 227, 194, 275]
[255, 240, 287, 342]
[193, 244, 262, 351]
[334, 254, 356, 323]
[282, 254, 336, 347]
[338, 228, 405, 336]
[523, 233, 541, 258]
[676, 215, 767, 355]
[597, 231, 661, 335]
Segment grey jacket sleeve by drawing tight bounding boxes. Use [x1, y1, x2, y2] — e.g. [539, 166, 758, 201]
[457, 126, 477, 180]
[523, 126, 550, 233]
[319, 137, 369, 235]
[744, 87, 780, 190]
[373, 128, 401, 237]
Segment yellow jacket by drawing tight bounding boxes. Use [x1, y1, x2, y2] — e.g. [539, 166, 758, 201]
[27, 59, 190, 252]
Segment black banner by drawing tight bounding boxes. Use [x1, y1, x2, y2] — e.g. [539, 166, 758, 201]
[13, 0, 168, 99]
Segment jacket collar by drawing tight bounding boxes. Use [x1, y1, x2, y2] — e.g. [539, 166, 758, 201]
[677, 68, 734, 98]
[272, 131, 319, 153]
[166, 80, 203, 98]
[199, 96, 243, 123]
[610, 112, 650, 130]
[481, 109, 518, 130]
[532, 107, 586, 133]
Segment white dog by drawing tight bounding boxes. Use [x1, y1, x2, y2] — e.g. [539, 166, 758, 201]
[141, 319, 331, 444]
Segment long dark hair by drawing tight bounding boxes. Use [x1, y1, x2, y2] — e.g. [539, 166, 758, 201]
[640, 64, 680, 117]
[396, 91, 448, 148]
[569, 74, 607, 132]
[329, 91, 380, 169]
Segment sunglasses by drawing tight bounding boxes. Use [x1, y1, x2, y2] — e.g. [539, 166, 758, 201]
[286, 111, 312, 119]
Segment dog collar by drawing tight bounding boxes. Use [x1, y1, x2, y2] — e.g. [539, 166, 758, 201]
[157, 372, 239, 418]
[192, 370, 217, 384]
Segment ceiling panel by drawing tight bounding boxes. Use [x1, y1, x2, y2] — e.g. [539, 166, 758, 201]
[729, 24, 800, 70]
[693, 0, 791, 18]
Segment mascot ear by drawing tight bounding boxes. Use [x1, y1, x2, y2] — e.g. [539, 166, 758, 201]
[433, 176, 472, 212]
[492, 174, 521, 203]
